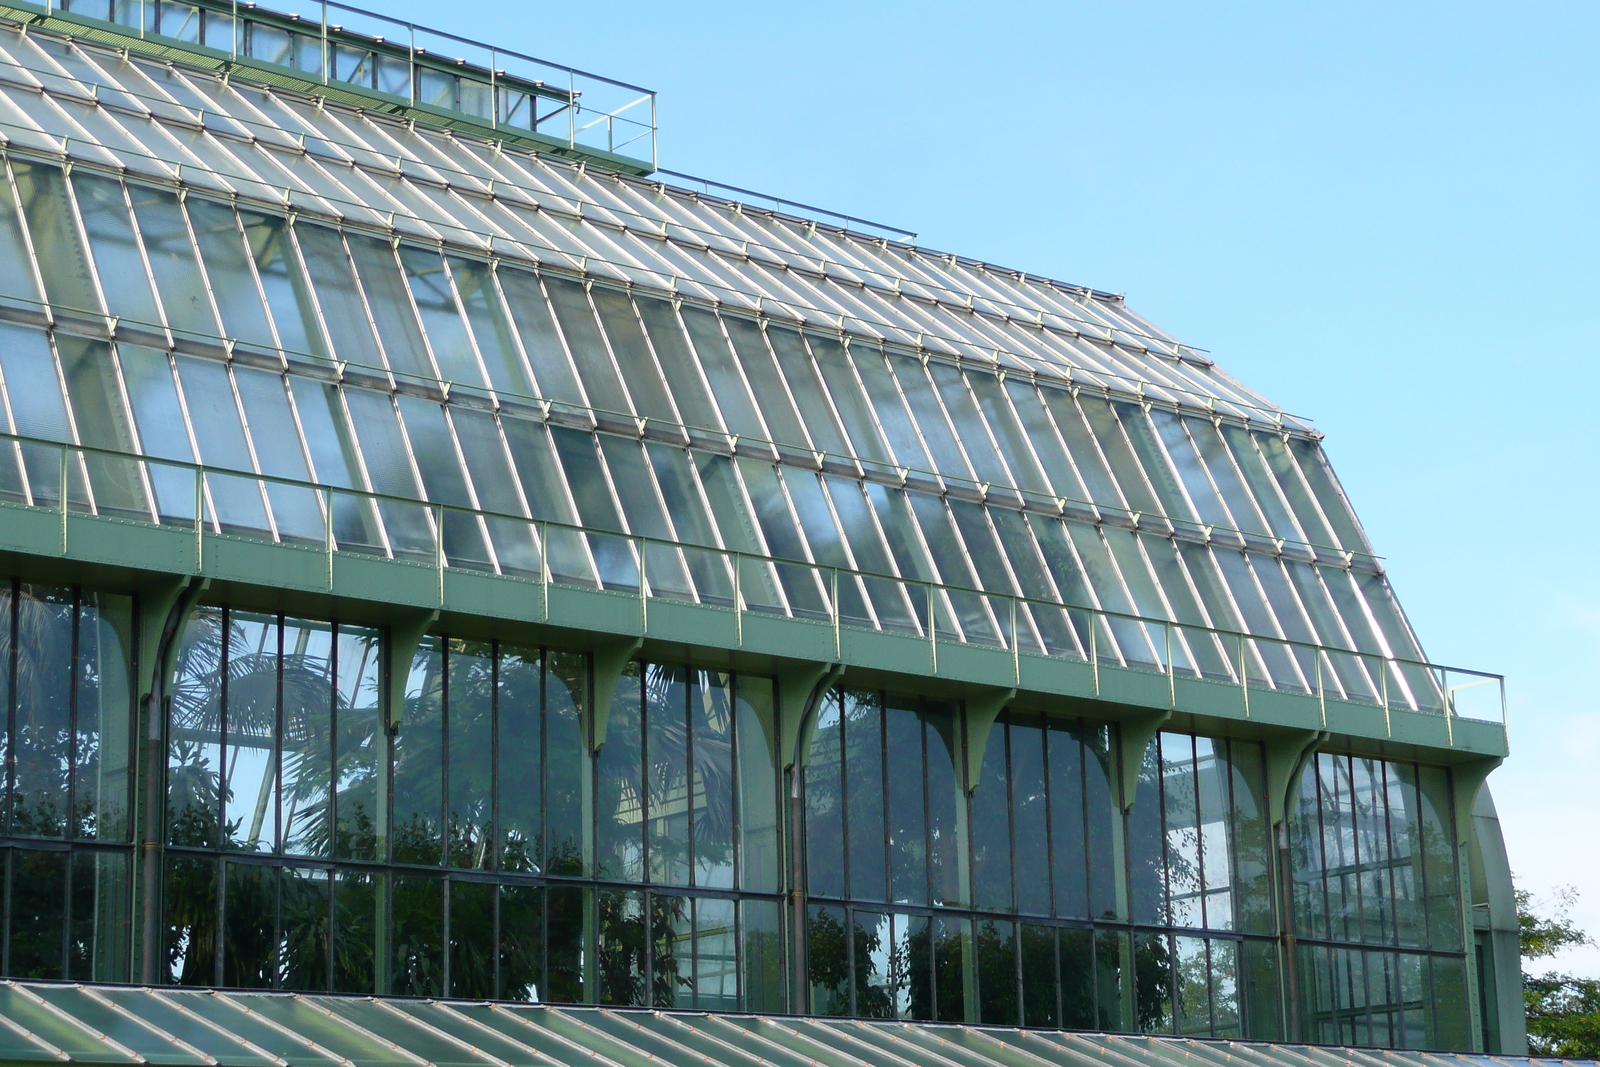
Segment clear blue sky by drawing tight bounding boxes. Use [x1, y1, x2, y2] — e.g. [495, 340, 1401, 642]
[379, 0, 1600, 969]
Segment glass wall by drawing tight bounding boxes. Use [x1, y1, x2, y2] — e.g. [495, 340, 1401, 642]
[1126, 731, 1277, 1039]
[161, 617, 787, 1010]
[0, 579, 135, 982]
[1291, 752, 1469, 1050]
[0, 582, 1469, 1047]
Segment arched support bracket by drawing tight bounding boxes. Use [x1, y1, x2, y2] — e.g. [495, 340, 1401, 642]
[1266, 729, 1328, 828]
[1116, 709, 1172, 812]
[780, 662, 844, 772]
[589, 636, 643, 753]
[135, 576, 205, 710]
[137, 574, 208, 987]
[1451, 756, 1502, 852]
[385, 609, 439, 730]
[962, 686, 1016, 795]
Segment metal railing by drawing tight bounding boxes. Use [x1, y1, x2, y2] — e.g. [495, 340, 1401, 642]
[31, 0, 657, 167]
[3, 431, 1506, 733]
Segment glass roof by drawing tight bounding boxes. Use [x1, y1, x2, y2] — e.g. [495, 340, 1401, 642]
[0, 984, 1580, 1067]
[0, 11, 1448, 701]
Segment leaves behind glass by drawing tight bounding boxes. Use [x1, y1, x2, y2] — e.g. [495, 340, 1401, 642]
[1519, 885, 1600, 1057]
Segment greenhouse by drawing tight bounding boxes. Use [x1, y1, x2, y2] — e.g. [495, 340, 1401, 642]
[0, 0, 1529, 1062]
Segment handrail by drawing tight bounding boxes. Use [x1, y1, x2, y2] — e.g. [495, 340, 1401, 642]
[0, 428, 1506, 733]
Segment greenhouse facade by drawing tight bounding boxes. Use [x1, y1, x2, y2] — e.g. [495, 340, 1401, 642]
[0, 0, 1532, 1063]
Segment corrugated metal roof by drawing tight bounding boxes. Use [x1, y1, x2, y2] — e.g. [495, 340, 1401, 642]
[0, 984, 1581, 1067]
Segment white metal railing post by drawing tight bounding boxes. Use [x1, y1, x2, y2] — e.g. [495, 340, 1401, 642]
[320, 1, 329, 86]
[1381, 658, 1391, 737]
[832, 567, 840, 660]
[58, 444, 69, 554]
[193, 463, 204, 570]
[538, 520, 548, 621]
[927, 583, 936, 672]
[1317, 651, 1326, 726]
[1239, 632, 1249, 717]
[733, 551, 742, 646]
[1166, 621, 1174, 708]
[568, 70, 575, 149]
[638, 535, 647, 632]
[1090, 615, 1099, 697]
[324, 486, 334, 590]
[434, 503, 445, 605]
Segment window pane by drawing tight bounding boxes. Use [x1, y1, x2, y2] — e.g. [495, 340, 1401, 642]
[334, 625, 381, 862]
[596, 662, 643, 881]
[804, 692, 845, 900]
[221, 612, 276, 853]
[295, 224, 380, 367]
[498, 883, 542, 1002]
[497, 645, 541, 873]
[128, 183, 217, 338]
[645, 664, 689, 886]
[401, 247, 482, 387]
[74, 592, 133, 841]
[242, 211, 325, 360]
[73, 173, 160, 325]
[393, 638, 443, 865]
[691, 671, 735, 889]
[885, 696, 926, 906]
[222, 861, 276, 989]
[843, 690, 886, 903]
[187, 199, 274, 349]
[280, 617, 333, 857]
[544, 651, 587, 877]
[448, 878, 494, 998]
[15, 162, 100, 318]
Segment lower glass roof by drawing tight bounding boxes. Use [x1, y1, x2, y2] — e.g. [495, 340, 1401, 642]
[0, 983, 1572, 1067]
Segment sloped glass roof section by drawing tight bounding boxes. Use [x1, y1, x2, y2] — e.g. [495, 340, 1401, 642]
[0, 4, 1501, 724]
[0, 983, 1574, 1067]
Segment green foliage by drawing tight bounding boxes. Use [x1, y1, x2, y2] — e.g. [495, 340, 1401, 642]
[1518, 886, 1600, 1058]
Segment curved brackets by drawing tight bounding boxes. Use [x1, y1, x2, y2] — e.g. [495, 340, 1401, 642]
[780, 662, 844, 772]
[589, 636, 644, 753]
[1265, 729, 1328, 828]
[385, 609, 439, 731]
[962, 686, 1016, 795]
[1115, 709, 1172, 812]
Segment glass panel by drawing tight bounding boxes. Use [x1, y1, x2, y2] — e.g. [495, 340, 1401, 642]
[804, 692, 844, 901]
[174, 356, 269, 535]
[390, 873, 442, 995]
[651, 892, 692, 1007]
[596, 662, 643, 881]
[598, 888, 646, 1005]
[0, 321, 83, 509]
[187, 199, 274, 349]
[241, 210, 326, 360]
[638, 296, 721, 432]
[69, 850, 131, 982]
[448, 878, 494, 998]
[499, 269, 586, 407]
[644, 663, 689, 886]
[500, 418, 592, 586]
[1009, 715, 1049, 917]
[450, 257, 532, 396]
[496, 645, 541, 873]
[294, 224, 380, 368]
[543, 651, 587, 877]
[57, 335, 146, 520]
[127, 183, 217, 338]
[498, 883, 542, 1001]
[691, 671, 735, 889]
[232, 367, 324, 543]
[741, 898, 785, 1012]
[333, 868, 378, 993]
[976, 919, 1017, 1025]
[280, 865, 330, 991]
[681, 307, 763, 438]
[14, 162, 101, 318]
[843, 690, 886, 903]
[73, 173, 160, 325]
[167, 605, 222, 847]
[884, 697, 926, 906]
[400, 246, 482, 387]
[344, 388, 434, 559]
[221, 613, 276, 854]
[223, 861, 276, 989]
[546, 277, 628, 416]
[591, 287, 675, 424]
[545, 885, 587, 1002]
[396, 396, 491, 569]
[394, 637, 443, 865]
[280, 617, 334, 858]
[549, 427, 635, 590]
[347, 235, 431, 379]
[289, 379, 383, 552]
[807, 903, 849, 1016]
[335, 625, 381, 862]
[0, 163, 42, 307]
[160, 854, 213, 985]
